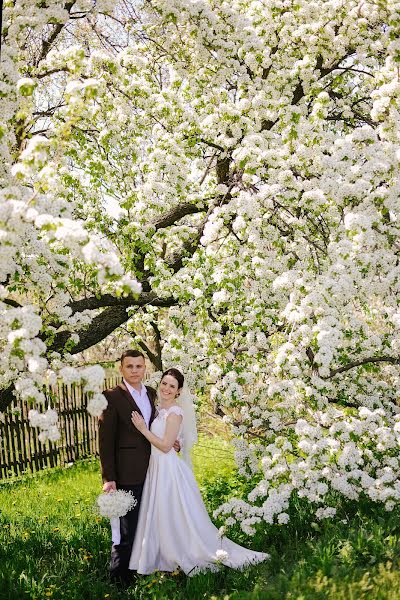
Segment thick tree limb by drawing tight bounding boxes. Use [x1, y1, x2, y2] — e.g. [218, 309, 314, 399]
[150, 318, 163, 371]
[35, 2, 77, 66]
[167, 237, 202, 272]
[166, 174, 241, 272]
[51, 305, 131, 354]
[153, 202, 204, 230]
[328, 356, 400, 378]
[199, 138, 226, 152]
[136, 338, 163, 371]
[3, 298, 21, 308]
[166, 205, 217, 272]
[68, 292, 176, 314]
[216, 156, 231, 184]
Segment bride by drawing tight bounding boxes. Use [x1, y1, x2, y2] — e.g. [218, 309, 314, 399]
[128, 367, 268, 576]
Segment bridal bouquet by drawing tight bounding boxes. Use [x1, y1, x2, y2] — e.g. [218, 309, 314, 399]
[96, 490, 137, 519]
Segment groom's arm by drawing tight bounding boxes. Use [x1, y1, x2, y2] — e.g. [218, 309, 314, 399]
[98, 391, 117, 489]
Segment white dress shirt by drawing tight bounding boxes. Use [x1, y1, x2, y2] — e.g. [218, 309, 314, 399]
[123, 379, 152, 427]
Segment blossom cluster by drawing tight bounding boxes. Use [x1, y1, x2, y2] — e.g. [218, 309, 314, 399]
[28, 408, 60, 443]
[215, 405, 400, 533]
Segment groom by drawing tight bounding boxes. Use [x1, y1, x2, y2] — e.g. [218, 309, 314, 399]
[99, 349, 157, 585]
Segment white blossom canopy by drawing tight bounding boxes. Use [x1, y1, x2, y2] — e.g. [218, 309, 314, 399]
[1, 0, 400, 525]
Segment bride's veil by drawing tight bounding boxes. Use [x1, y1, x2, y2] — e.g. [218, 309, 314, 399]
[177, 380, 198, 469]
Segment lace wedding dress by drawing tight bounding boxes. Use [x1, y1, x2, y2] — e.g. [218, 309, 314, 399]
[128, 405, 268, 576]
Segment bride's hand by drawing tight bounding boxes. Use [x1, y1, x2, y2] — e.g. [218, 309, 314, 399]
[131, 411, 147, 432]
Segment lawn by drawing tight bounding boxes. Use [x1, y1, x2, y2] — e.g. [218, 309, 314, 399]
[0, 436, 400, 600]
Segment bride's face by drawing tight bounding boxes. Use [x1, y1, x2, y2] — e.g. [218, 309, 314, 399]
[159, 375, 180, 402]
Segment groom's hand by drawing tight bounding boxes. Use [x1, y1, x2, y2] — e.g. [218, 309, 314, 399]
[103, 480, 116, 493]
[173, 440, 181, 452]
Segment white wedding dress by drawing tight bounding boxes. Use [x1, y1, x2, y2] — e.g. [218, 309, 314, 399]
[128, 405, 268, 576]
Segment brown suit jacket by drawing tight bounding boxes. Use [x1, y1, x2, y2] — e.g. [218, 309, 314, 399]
[98, 382, 157, 485]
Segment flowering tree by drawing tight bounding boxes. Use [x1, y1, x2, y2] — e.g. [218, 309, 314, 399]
[2, 0, 400, 525]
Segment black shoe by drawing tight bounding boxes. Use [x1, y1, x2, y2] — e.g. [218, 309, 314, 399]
[110, 572, 134, 589]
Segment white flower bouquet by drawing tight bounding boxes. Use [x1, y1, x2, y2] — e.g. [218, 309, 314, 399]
[96, 490, 137, 519]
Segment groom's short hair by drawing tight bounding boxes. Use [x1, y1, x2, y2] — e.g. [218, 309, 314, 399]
[120, 349, 145, 363]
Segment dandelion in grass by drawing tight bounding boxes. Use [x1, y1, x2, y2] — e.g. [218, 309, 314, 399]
[214, 549, 229, 563]
[96, 490, 137, 519]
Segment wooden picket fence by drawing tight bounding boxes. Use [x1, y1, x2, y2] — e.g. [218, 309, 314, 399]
[0, 377, 118, 480]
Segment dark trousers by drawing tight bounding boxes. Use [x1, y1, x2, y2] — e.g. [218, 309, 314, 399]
[110, 483, 144, 583]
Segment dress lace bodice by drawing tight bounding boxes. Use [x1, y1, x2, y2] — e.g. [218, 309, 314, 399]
[157, 405, 183, 419]
[150, 405, 183, 453]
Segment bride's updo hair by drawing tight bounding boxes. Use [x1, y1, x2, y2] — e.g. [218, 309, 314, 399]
[161, 368, 184, 390]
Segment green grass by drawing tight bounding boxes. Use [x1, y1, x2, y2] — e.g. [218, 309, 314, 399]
[0, 438, 400, 600]
[191, 432, 236, 480]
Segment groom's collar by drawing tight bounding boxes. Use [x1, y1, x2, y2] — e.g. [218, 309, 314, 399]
[122, 379, 146, 398]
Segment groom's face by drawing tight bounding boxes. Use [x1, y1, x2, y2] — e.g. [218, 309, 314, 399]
[120, 356, 146, 387]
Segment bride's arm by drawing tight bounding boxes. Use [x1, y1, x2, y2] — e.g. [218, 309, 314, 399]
[131, 411, 182, 453]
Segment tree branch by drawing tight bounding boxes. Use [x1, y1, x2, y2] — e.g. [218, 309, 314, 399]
[34, 68, 68, 80]
[68, 291, 177, 314]
[34, 2, 77, 66]
[3, 298, 22, 308]
[327, 356, 400, 378]
[199, 138, 226, 152]
[153, 202, 204, 230]
[150, 319, 163, 371]
[51, 305, 131, 354]
[260, 50, 356, 132]
[136, 338, 163, 371]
